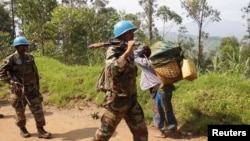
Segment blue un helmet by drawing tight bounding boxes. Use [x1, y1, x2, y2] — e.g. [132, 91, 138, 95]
[113, 20, 137, 38]
[13, 36, 29, 47]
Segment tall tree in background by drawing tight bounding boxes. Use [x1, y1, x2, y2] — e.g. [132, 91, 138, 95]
[1, 0, 16, 40]
[61, 0, 88, 7]
[138, 0, 157, 44]
[241, 2, 250, 47]
[45, 6, 92, 64]
[0, 3, 12, 35]
[241, 3, 250, 63]
[0, 3, 13, 58]
[15, 0, 57, 55]
[177, 26, 195, 58]
[91, 0, 109, 9]
[45, 5, 119, 65]
[156, 5, 182, 39]
[10, 0, 15, 39]
[0, 0, 15, 40]
[180, 0, 220, 68]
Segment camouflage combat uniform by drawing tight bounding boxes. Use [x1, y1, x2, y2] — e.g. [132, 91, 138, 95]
[0, 51, 46, 128]
[94, 45, 148, 141]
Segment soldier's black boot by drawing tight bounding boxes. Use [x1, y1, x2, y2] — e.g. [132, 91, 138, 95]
[37, 127, 52, 139]
[20, 127, 31, 138]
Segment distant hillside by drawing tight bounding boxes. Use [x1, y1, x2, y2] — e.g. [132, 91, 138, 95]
[161, 19, 246, 40]
[164, 32, 221, 53]
[159, 19, 246, 53]
[185, 20, 246, 40]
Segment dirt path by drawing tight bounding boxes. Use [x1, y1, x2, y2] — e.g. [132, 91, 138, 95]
[0, 99, 207, 141]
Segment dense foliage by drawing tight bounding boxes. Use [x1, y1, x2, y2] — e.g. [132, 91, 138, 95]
[0, 56, 249, 136]
[0, 0, 250, 136]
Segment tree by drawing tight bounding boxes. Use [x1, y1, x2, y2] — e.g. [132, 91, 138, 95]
[45, 5, 119, 65]
[0, 3, 13, 58]
[15, 0, 57, 55]
[91, 0, 109, 9]
[180, 0, 220, 68]
[219, 36, 239, 64]
[138, 0, 158, 44]
[213, 36, 250, 77]
[0, 32, 13, 59]
[61, 0, 87, 7]
[241, 2, 250, 47]
[177, 26, 195, 59]
[0, 3, 12, 34]
[156, 5, 182, 39]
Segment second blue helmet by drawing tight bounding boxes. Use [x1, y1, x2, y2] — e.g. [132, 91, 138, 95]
[13, 36, 29, 47]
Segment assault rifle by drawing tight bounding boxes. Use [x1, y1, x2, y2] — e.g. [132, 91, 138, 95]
[88, 38, 141, 49]
[9, 71, 31, 106]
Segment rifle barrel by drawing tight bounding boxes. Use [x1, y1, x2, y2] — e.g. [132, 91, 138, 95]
[88, 41, 141, 49]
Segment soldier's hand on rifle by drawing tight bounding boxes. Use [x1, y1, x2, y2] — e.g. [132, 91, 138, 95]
[10, 80, 23, 95]
[125, 40, 136, 56]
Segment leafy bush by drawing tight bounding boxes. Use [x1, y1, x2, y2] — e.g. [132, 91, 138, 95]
[1, 56, 250, 136]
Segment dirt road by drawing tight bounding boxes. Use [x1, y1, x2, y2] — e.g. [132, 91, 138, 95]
[0, 99, 207, 141]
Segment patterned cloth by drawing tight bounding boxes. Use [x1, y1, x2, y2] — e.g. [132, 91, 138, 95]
[94, 45, 148, 141]
[0, 51, 46, 128]
[150, 41, 182, 67]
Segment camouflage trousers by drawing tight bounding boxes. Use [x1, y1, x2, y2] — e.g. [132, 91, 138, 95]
[95, 91, 148, 141]
[10, 88, 46, 128]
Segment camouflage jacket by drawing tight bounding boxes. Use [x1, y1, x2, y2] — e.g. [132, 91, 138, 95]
[102, 45, 137, 97]
[0, 51, 40, 92]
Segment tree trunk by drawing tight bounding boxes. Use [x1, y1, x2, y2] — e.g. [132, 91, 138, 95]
[198, 25, 203, 68]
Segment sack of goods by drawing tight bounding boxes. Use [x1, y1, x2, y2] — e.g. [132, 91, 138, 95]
[149, 41, 183, 85]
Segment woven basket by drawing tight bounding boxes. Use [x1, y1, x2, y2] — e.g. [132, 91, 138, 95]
[154, 61, 182, 85]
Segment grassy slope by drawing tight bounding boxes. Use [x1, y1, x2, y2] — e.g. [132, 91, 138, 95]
[1, 56, 250, 135]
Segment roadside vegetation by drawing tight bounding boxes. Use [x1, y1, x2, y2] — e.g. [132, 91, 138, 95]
[1, 0, 250, 137]
[1, 55, 250, 136]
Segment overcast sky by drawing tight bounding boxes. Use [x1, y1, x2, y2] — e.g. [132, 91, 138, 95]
[1, 0, 248, 23]
[107, 0, 249, 23]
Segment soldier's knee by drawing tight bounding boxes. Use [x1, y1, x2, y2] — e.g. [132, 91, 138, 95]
[102, 110, 116, 128]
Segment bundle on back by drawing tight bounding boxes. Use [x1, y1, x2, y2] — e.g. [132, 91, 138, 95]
[149, 41, 183, 85]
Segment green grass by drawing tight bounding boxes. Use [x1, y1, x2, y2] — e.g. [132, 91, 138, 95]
[36, 56, 104, 107]
[0, 56, 250, 136]
[172, 73, 250, 135]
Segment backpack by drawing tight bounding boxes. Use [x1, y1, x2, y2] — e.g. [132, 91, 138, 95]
[96, 67, 106, 92]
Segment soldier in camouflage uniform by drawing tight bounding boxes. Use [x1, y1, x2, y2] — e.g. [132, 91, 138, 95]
[0, 36, 51, 139]
[92, 21, 148, 141]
